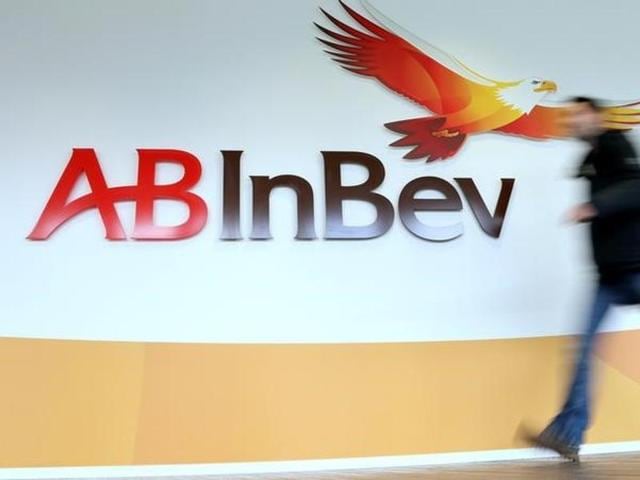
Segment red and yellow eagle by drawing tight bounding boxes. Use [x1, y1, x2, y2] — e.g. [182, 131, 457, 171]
[316, 1, 640, 161]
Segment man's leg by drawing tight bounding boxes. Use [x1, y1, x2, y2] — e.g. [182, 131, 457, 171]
[534, 281, 618, 457]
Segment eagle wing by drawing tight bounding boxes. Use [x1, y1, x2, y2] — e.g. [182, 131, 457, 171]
[315, 1, 503, 116]
[497, 101, 640, 139]
[602, 101, 640, 130]
[495, 104, 569, 139]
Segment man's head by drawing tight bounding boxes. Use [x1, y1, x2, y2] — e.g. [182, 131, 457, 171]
[565, 96, 605, 140]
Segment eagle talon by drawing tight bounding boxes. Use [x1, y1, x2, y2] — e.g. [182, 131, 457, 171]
[433, 129, 460, 138]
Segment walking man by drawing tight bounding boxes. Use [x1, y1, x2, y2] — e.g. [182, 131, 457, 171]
[528, 97, 640, 462]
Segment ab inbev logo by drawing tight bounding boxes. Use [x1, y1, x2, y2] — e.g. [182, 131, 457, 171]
[27, 149, 514, 242]
[317, 1, 640, 160]
[27, 1, 640, 243]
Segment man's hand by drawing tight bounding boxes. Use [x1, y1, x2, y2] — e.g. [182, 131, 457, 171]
[566, 203, 598, 223]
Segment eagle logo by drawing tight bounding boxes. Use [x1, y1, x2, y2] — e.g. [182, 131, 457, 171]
[316, 1, 640, 161]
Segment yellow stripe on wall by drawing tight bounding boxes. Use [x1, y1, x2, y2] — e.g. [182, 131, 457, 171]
[0, 333, 638, 467]
[0, 339, 146, 467]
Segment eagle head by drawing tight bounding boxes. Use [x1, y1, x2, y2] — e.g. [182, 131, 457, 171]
[498, 77, 558, 115]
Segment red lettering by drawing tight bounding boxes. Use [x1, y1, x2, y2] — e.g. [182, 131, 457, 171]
[132, 149, 207, 240]
[28, 149, 134, 240]
[28, 148, 207, 241]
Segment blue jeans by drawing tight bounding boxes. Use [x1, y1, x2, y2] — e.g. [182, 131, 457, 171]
[543, 272, 640, 449]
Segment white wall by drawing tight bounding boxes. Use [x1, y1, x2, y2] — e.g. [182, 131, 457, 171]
[2, 0, 640, 343]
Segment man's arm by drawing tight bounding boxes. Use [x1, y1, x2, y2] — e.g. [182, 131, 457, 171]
[589, 132, 640, 219]
[592, 177, 640, 218]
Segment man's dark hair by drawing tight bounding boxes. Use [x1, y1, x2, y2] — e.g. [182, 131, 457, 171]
[572, 96, 603, 112]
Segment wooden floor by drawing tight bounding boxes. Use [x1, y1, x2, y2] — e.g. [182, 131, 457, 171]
[129, 453, 640, 480]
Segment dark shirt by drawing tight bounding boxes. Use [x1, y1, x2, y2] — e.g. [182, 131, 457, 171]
[577, 130, 640, 280]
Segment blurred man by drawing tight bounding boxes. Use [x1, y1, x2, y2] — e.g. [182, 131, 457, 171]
[526, 97, 640, 462]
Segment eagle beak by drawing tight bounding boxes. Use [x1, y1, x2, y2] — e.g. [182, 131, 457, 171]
[535, 80, 558, 93]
